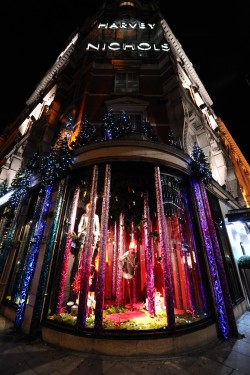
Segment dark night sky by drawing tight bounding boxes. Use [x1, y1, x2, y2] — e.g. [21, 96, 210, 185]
[1, 1, 249, 161]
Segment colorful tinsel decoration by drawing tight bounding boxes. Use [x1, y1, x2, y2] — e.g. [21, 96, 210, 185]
[0, 180, 8, 198]
[101, 109, 157, 141]
[118, 111, 132, 135]
[56, 185, 80, 313]
[143, 192, 156, 316]
[103, 109, 117, 140]
[65, 114, 75, 130]
[190, 143, 212, 185]
[73, 116, 98, 148]
[139, 120, 158, 141]
[191, 178, 230, 339]
[25, 152, 40, 174]
[14, 185, 53, 331]
[76, 165, 99, 330]
[94, 164, 111, 331]
[167, 129, 178, 147]
[40, 137, 73, 189]
[30, 179, 66, 336]
[9, 167, 33, 209]
[154, 166, 175, 332]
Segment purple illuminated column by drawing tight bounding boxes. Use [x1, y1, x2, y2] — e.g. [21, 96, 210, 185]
[94, 164, 111, 331]
[77, 165, 99, 330]
[116, 213, 125, 306]
[154, 166, 175, 332]
[199, 182, 238, 336]
[191, 178, 230, 339]
[143, 192, 155, 316]
[56, 185, 80, 314]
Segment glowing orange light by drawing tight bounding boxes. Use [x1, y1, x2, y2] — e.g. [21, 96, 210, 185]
[129, 240, 137, 250]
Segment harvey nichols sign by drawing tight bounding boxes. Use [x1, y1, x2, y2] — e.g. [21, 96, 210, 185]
[86, 22, 170, 52]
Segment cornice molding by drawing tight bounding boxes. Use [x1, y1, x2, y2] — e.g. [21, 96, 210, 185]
[160, 19, 213, 107]
[26, 35, 78, 106]
[217, 118, 250, 173]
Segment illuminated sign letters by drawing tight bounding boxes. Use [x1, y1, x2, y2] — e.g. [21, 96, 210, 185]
[86, 22, 170, 53]
[86, 42, 170, 52]
[97, 22, 156, 30]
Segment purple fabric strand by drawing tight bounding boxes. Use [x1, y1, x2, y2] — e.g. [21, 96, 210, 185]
[199, 183, 238, 337]
[154, 166, 175, 332]
[95, 164, 111, 331]
[77, 165, 99, 330]
[191, 178, 230, 339]
[111, 221, 118, 298]
[143, 192, 155, 316]
[56, 185, 80, 314]
[116, 213, 125, 306]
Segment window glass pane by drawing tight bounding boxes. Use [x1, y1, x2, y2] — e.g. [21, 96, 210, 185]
[115, 72, 139, 93]
[45, 165, 210, 332]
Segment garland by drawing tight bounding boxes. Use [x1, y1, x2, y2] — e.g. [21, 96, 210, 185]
[190, 143, 212, 185]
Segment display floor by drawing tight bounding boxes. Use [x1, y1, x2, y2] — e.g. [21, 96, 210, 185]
[48, 300, 204, 331]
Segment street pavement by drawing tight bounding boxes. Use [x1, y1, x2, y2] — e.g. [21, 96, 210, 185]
[0, 310, 250, 374]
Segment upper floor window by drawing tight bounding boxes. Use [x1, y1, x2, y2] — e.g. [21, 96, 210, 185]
[115, 72, 139, 93]
[119, 1, 135, 6]
[113, 111, 143, 126]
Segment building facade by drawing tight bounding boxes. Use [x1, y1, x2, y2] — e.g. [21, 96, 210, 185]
[0, 0, 249, 355]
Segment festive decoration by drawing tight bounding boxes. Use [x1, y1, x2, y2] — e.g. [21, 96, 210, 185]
[0, 166, 34, 275]
[139, 120, 158, 141]
[9, 167, 33, 209]
[167, 129, 178, 147]
[30, 179, 66, 336]
[199, 182, 238, 337]
[143, 192, 156, 316]
[168, 214, 194, 314]
[108, 166, 156, 229]
[116, 213, 125, 306]
[26, 152, 40, 174]
[154, 166, 175, 332]
[14, 185, 53, 331]
[101, 109, 158, 141]
[190, 143, 212, 184]
[111, 221, 118, 298]
[118, 111, 132, 135]
[0, 180, 8, 198]
[0, 200, 23, 275]
[57, 137, 74, 171]
[65, 114, 75, 131]
[95, 164, 111, 331]
[56, 185, 80, 313]
[71, 269, 81, 294]
[102, 109, 117, 140]
[13, 196, 43, 304]
[40, 137, 73, 189]
[73, 116, 98, 148]
[77, 165, 99, 330]
[48, 304, 205, 331]
[183, 188, 207, 313]
[0, 216, 7, 254]
[191, 178, 230, 339]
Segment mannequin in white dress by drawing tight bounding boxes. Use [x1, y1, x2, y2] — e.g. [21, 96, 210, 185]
[77, 202, 100, 261]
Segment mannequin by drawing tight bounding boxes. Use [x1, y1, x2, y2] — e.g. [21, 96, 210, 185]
[77, 202, 100, 259]
[119, 241, 137, 310]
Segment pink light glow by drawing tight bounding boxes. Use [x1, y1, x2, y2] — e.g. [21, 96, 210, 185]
[56, 185, 80, 314]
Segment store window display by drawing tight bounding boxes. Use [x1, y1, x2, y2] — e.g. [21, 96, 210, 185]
[119, 240, 138, 310]
[48, 167, 209, 332]
[77, 202, 100, 260]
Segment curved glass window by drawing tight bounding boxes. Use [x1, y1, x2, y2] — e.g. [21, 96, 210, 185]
[47, 163, 209, 332]
[4, 193, 42, 306]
